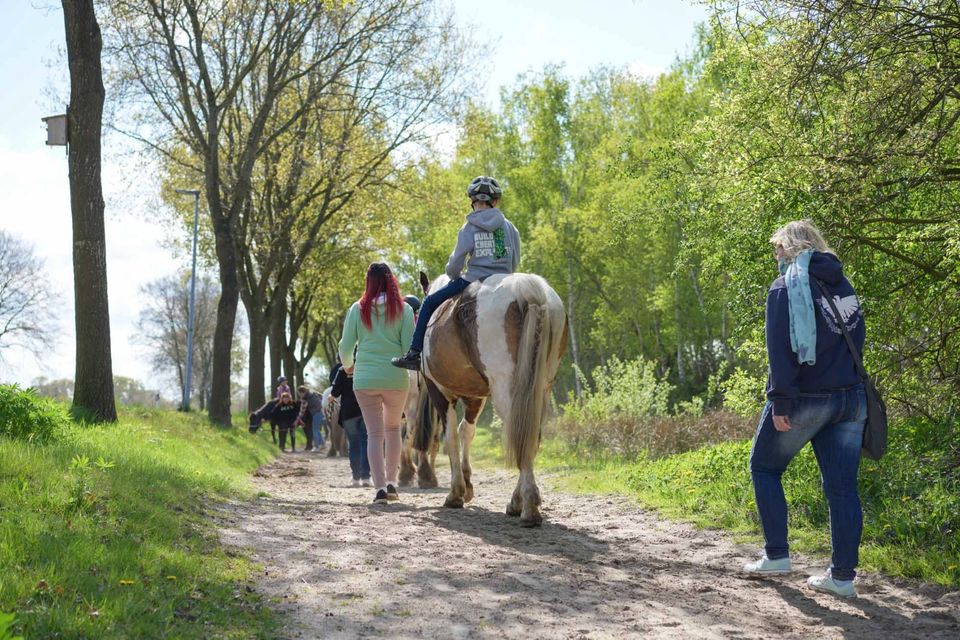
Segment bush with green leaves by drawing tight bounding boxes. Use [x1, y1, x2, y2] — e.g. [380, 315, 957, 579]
[556, 357, 753, 459]
[0, 385, 69, 444]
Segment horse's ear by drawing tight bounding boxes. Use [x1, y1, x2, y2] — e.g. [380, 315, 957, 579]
[419, 271, 430, 294]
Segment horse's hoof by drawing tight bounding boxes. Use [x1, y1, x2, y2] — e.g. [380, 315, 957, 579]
[505, 505, 521, 517]
[418, 478, 438, 489]
[520, 515, 543, 527]
[464, 487, 474, 503]
[444, 495, 464, 508]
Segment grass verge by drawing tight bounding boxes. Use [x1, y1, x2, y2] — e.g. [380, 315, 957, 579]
[0, 404, 279, 639]
[471, 416, 960, 589]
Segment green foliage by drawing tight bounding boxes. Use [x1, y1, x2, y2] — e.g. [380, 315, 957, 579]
[0, 407, 279, 638]
[555, 357, 754, 459]
[0, 612, 22, 640]
[721, 368, 766, 419]
[0, 385, 69, 444]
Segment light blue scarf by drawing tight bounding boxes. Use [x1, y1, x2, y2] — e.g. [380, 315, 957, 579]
[779, 249, 817, 365]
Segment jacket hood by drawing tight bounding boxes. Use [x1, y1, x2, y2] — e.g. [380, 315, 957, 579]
[467, 207, 505, 232]
[808, 251, 845, 285]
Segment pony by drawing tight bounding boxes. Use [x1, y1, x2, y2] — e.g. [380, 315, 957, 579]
[399, 370, 441, 488]
[321, 386, 349, 457]
[412, 271, 567, 526]
[248, 399, 304, 449]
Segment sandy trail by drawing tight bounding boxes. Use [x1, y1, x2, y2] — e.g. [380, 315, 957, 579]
[217, 450, 959, 639]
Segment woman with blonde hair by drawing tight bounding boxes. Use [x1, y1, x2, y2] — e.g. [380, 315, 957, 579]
[743, 219, 868, 598]
[338, 262, 415, 504]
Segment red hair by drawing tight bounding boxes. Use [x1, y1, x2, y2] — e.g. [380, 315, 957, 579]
[359, 262, 404, 330]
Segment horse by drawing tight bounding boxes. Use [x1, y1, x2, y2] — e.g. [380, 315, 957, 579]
[321, 386, 349, 457]
[249, 399, 303, 449]
[399, 370, 441, 488]
[412, 271, 567, 526]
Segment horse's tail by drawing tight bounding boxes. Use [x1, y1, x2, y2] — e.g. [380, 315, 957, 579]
[413, 385, 437, 453]
[505, 276, 567, 470]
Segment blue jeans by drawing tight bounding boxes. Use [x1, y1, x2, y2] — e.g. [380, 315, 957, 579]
[342, 416, 370, 481]
[410, 277, 471, 352]
[311, 413, 325, 447]
[750, 384, 866, 581]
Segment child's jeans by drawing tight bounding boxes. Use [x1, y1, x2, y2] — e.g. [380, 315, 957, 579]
[410, 277, 471, 352]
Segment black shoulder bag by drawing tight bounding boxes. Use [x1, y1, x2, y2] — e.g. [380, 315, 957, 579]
[815, 279, 888, 460]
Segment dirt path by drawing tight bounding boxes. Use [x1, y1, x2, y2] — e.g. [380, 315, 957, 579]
[217, 451, 959, 639]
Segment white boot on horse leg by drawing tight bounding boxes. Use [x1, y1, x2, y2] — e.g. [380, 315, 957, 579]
[459, 418, 477, 503]
[443, 404, 467, 508]
[519, 467, 542, 526]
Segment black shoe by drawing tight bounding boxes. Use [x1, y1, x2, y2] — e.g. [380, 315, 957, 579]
[391, 350, 421, 370]
[373, 489, 389, 504]
[386, 484, 399, 502]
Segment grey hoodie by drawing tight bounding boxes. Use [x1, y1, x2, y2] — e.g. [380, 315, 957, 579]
[445, 207, 521, 282]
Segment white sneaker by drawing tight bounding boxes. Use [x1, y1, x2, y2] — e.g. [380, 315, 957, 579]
[743, 555, 792, 575]
[352, 478, 361, 488]
[361, 479, 371, 487]
[807, 572, 856, 598]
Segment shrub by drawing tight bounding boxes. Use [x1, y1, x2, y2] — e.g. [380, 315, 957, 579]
[0, 384, 70, 444]
[557, 358, 754, 460]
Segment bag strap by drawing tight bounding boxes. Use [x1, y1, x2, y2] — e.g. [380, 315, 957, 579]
[814, 278, 869, 382]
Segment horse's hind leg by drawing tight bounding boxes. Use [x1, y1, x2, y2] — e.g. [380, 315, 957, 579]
[399, 426, 416, 487]
[459, 398, 485, 503]
[519, 466, 542, 527]
[443, 401, 466, 508]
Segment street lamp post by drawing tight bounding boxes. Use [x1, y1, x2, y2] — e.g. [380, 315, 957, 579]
[175, 189, 201, 411]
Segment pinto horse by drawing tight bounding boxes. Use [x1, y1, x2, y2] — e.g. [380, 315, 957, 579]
[399, 370, 441, 488]
[412, 272, 567, 526]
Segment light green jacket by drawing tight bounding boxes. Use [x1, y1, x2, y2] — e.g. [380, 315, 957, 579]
[338, 300, 414, 391]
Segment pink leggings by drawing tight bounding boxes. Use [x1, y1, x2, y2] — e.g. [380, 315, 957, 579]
[355, 389, 408, 490]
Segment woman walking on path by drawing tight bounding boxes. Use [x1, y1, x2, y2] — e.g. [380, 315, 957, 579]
[330, 362, 371, 486]
[743, 220, 868, 598]
[339, 263, 415, 504]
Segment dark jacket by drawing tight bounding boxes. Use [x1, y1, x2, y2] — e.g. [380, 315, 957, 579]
[330, 365, 362, 423]
[264, 400, 300, 429]
[765, 251, 865, 416]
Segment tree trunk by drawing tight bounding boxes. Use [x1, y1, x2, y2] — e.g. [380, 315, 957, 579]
[63, 0, 116, 422]
[269, 301, 285, 398]
[208, 219, 239, 425]
[247, 314, 268, 411]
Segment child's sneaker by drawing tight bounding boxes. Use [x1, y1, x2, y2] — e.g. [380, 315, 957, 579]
[373, 489, 389, 504]
[352, 478, 361, 488]
[386, 484, 399, 502]
[361, 478, 371, 487]
[742, 554, 792, 575]
[807, 571, 856, 598]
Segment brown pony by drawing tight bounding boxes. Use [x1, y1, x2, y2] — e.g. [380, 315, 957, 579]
[412, 271, 567, 526]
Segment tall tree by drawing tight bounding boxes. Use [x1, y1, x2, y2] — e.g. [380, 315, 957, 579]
[106, 0, 468, 422]
[133, 274, 239, 410]
[62, 0, 116, 422]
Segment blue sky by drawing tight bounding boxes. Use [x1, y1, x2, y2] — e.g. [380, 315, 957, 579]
[0, 1, 707, 393]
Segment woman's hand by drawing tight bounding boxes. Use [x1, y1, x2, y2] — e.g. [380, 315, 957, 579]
[773, 414, 792, 432]
[344, 365, 354, 375]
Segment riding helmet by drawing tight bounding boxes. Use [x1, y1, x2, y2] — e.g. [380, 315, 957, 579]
[466, 176, 503, 202]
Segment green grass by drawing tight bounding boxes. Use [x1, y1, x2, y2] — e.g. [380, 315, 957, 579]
[472, 416, 960, 588]
[0, 402, 280, 639]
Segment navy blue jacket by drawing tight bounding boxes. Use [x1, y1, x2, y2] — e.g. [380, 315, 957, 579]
[765, 252, 865, 416]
